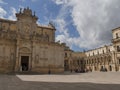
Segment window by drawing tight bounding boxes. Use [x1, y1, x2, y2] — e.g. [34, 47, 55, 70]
[65, 53, 67, 57]
[77, 60, 79, 65]
[97, 51, 99, 55]
[81, 60, 83, 64]
[87, 60, 89, 64]
[92, 59, 94, 64]
[103, 50, 104, 54]
[116, 33, 118, 38]
[117, 46, 120, 52]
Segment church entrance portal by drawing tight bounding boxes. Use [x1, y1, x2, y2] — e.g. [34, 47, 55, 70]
[21, 56, 29, 71]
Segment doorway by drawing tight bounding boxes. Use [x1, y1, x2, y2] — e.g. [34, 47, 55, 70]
[109, 65, 112, 71]
[21, 56, 29, 71]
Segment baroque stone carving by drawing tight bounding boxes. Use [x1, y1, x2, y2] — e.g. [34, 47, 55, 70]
[19, 47, 31, 53]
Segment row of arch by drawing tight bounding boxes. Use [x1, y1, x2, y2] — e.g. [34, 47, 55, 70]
[85, 54, 112, 65]
[85, 53, 114, 71]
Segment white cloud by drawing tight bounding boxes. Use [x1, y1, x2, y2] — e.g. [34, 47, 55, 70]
[0, 0, 7, 4]
[52, 0, 68, 5]
[19, 5, 24, 9]
[0, 7, 7, 18]
[53, 0, 120, 50]
[8, 7, 17, 20]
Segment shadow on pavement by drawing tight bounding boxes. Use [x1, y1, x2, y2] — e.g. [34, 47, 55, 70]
[0, 75, 120, 90]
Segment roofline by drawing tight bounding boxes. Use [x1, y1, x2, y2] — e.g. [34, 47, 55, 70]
[0, 18, 16, 23]
[37, 25, 56, 30]
[86, 44, 113, 52]
[112, 27, 120, 32]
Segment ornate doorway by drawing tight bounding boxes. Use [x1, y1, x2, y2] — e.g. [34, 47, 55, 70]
[21, 56, 29, 71]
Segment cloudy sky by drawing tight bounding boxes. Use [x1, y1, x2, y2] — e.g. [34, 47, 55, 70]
[0, 0, 120, 51]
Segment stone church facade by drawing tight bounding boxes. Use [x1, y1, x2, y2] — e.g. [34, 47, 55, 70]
[0, 8, 64, 74]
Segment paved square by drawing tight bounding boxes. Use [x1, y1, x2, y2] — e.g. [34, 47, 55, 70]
[0, 72, 120, 90]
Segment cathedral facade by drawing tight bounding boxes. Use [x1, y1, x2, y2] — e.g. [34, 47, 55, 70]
[0, 8, 64, 74]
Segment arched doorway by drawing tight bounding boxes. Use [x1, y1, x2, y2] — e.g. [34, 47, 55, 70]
[19, 47, 31, 72]
[109, 65, 112, 71]
[21, 56, 29, 71]
[100, 66, 104, 71]
[94, 66, 97, 71]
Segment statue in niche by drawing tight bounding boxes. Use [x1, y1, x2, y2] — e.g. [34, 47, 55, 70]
[35, 55, 39, 64]
[43, 32, 49, 42]
[32, 31, 36, 39]
[39, 34, 43, 41]
[10, 53, 14, 61]
[24, 24, 30, 33]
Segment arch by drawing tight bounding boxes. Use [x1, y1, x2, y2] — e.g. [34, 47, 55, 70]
[94, 66, 97, 71]
[19, 47, 31, 53]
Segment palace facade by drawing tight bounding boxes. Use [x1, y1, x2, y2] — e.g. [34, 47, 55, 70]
[64, 27, 120, 72]
[0, 7, 65, 74]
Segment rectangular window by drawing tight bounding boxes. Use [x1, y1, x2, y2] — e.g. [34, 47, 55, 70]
[103, 50, 104, 54]
[65, 53, 67, 57]
[116, 33, 119, 38]
[117, 46, 120, 52]
[77, 60, 79, 65]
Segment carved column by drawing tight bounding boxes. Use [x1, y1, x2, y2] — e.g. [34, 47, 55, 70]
[31, 39, 35, 70]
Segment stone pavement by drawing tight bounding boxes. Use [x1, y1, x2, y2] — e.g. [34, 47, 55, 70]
[0, 72, 120, 90]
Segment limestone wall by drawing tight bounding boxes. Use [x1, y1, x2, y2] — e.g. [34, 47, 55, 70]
[0, 40, 16, 73]
[32, 43, 64, 73]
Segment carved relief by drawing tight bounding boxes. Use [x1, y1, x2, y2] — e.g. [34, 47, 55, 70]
[1, 23, 10, 31]
[10, 24, 17, 31]
[19, 47, 31, 53]
[24, 24, 30, 33]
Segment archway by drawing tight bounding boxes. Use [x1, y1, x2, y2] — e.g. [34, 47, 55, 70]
[19, 47, 31, 72]
[109, 65, 112, 71]
[21, 56, 29, 71]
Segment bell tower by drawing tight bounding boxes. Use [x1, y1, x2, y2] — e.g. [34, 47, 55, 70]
[16, 7, 38, 34]
[16, 7, 38, 23]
